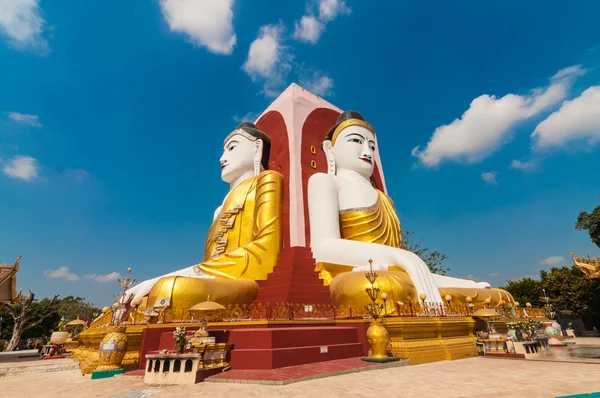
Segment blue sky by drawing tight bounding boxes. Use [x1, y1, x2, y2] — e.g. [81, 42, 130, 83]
[1, 0, 599, 306]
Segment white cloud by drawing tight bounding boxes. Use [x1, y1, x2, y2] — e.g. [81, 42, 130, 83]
[243, 24, 284, 79]
[84, 272, 122, 283]
[242, 24, 291, 97]
[293, 15, 323, 44]
[300, 71, 334, 97]
[64, 168, 89, 182]
[532, 86, 600, 149]
[160, 0, 236, 54]
[481, 171, 498, 185]
[540, 256, 566, 266]
[510, 159, 538, 172]
[318, 0, 351, 22]
[233, 112, 260, 124]
[293, 0, 350, 45]
[0, 0, 48, 51]
[2, 155, 39, 181]
[412, 65, 586, 168]
[488, 272, 500, 277]
[6, 111, 42, 127]
[44, 266, 80, 281]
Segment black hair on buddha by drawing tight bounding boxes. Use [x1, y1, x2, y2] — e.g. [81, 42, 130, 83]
[236, 122, 271, 170]
[324, 110, 367, 142]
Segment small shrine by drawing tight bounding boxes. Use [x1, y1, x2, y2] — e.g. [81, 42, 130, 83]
[0, 255, 21, 305]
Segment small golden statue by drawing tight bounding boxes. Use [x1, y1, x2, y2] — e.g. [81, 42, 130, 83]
[571, 252, 600, 279]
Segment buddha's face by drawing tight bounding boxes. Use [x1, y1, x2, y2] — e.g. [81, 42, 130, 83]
[220, 134, 259, 183]
[331, 125, 376, 177]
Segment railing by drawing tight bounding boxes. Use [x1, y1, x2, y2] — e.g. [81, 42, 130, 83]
[113, 302, 549, 325]
[89, 309, 113, 329]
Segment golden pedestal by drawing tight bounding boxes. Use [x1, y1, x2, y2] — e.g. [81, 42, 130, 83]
[385, 317, 478, 365]
[70, 324, 145, 375]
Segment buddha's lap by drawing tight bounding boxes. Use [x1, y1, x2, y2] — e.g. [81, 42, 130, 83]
[329, 271, 420, 307]
[329, 271, 514, 309]
[146, 276, 259, 311]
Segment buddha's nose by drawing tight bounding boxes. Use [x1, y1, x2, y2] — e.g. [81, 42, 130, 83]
[361, 145, 372, 159]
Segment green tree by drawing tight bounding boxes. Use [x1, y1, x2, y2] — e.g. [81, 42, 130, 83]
[504, 265, 600, 316]
[575, 205, 600, 249]
[58, 296, 100, 323]
[540, 266, 600, 316]
[502, 277, 543, 308]
[402, 230, 450, 275]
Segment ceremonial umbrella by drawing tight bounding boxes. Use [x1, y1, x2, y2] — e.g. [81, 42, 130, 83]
[66, 317, 87, 327]
[472, 308, 501, 333]
[189, 299, 226, 320]
[189, 301, 226, 312]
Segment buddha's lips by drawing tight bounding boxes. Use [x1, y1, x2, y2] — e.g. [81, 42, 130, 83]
[360, 157, 372, 164]
[221, 164, 227, 170]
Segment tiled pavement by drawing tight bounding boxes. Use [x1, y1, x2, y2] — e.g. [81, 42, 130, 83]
[3, 341, 600, 398]
[2, 357, 600, 398]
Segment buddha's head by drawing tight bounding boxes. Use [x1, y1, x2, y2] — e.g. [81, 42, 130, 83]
[220, 122, 271, 183]
[323, 110, 376, 177]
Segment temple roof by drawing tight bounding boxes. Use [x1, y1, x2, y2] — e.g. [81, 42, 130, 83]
[0, 255, 21, 304]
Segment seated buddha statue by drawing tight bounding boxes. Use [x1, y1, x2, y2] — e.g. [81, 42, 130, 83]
[124, 122, 284, 312]
[308, 111, 513, 312]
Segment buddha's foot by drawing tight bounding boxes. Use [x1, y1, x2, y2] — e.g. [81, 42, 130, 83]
[145, 276, 259, 313]
[438, 287, 515, 308]
[329, 271, 418, 317]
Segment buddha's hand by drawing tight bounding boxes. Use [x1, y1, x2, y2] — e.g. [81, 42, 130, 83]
[123, 279, 156, 303]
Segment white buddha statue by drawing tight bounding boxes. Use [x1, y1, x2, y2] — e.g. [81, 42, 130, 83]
[308, 111, 509, 309]
[123, 122, 284, 312]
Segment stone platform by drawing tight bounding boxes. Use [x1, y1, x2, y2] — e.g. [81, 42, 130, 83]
[0, 357, 79, 377]
[72, 316, 480, 374]
[228, 326, 364, 369]
[206, 357, 408, 385]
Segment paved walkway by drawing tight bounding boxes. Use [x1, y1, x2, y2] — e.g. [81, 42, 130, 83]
[1, 357, 599, 398]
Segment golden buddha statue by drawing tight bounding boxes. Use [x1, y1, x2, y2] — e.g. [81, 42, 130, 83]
[307, 111, 513, 313]
[126, 122, 284, 312]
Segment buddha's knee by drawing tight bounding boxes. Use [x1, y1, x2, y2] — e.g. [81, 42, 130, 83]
[147, 276, 259, 311]
[329, 271, 418, 316]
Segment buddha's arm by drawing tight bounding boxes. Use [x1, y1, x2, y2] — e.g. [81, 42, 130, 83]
[308, 173, 397, 268]
[432, 274, 491, 289]
[198, 171, 283, 280]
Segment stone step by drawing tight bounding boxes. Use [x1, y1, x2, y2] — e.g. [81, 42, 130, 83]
[0, 360, 79, 376]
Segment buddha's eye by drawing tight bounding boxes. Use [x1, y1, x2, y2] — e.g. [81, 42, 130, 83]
[349, 138, 362, 144]
[228, 145, 236, 151]
[369, 145, 375, 151]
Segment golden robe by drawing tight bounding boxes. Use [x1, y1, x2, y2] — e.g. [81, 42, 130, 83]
[146, 170, 284, 311]
[198, 170, 283, 280]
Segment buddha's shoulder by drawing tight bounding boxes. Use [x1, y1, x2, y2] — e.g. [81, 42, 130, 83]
[308, 172, 334, 185]
[308, 173, 338, 192]
[257, 170, 284, 185]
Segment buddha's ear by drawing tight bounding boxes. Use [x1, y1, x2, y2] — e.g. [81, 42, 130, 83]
[322, 140, 336, 175]
[253, 139, 264, 175]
